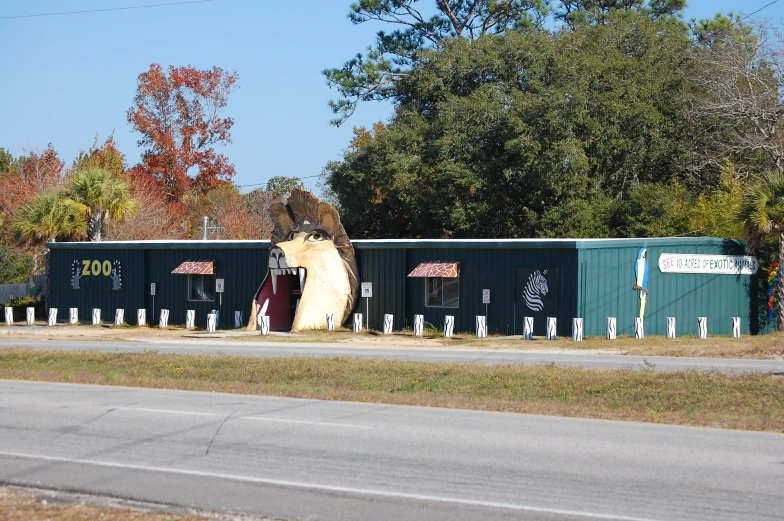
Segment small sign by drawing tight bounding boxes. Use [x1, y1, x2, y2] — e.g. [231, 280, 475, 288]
[658, 254, 759, 275]
[482, 289, 490, 304]
[150, 283, 156, 296]
[361, 282, 373, 298]
[216, 278, 225, 293]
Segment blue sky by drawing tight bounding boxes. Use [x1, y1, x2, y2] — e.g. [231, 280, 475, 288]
[2, 0, 781, 193]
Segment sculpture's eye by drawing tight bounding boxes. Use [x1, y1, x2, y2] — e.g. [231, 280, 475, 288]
[307, 230, 327, 242]
[286, 231, 295, 241]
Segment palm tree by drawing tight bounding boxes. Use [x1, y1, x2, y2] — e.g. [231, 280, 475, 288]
[738, 170, 784, 331]
[65, 167, 138, 241]
[13, 190, 86, 244]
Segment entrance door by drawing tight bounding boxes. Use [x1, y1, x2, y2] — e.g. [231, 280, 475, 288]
[515, 268, 559, 336]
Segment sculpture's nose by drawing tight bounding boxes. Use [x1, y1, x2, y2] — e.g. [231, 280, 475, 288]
[269, 247, 286, 268]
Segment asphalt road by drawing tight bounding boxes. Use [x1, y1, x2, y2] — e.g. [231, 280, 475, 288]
[0, 381, 781, 521]
[0, 338, 783, 374]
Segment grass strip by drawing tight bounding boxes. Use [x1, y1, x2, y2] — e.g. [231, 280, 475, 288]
[0, 348, 782, 432]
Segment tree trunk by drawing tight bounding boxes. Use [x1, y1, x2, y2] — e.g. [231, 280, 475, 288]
[88, 213, 103, 242]
[778, 232, 784, 332]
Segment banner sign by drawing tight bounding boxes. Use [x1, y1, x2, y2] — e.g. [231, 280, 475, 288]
[658, 254, 759, 275]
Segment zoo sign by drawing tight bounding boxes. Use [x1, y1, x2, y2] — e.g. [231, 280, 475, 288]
[658, 254, 758, 275]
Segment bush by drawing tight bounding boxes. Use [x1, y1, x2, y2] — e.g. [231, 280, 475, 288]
[4, 294, 45, 322]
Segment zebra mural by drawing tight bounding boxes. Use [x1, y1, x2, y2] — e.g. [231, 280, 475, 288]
[523, 269, 550, 311]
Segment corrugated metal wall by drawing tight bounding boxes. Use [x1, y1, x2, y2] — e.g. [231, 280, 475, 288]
[577, 239, 758, 336]
[49, 247, 145, 323]
[354, 242, 579, 335]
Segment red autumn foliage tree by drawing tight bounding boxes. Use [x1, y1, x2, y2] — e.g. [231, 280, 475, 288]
[0, 145, 65, 243]
[104, 168, 189, 241]
[126, 64, 239, 201]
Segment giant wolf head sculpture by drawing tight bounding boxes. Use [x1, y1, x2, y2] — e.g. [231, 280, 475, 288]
[251, 189, 359, 331]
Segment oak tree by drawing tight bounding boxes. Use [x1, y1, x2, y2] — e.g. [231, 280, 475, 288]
[127, 64, 239, 200]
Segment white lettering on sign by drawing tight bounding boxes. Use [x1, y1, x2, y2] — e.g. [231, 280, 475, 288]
[482, 289, 490, 304]
[361, 282, 373, 298]
[658, 254, 759, 275]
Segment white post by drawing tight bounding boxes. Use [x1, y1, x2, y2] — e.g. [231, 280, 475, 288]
[26, 307, 35, 325]
[185, 310, 195, 329]
[207, 313, 216, 333]
[159, 309, 169, 328]
[731, 317, 741, 338]
[234, 311, 243, 329]
[666, 317, 676, 339]
[4, 307, 12, 326]
[69, 308, 78, 324]
[634, 318, 644, 339]
[697, 317, 707, 339]
[572, 318, 583, 342]
[353, 313, 363, 333]
[259, 315, 270, 335]
[546, 317, 557, 340]
[211, 309, 220, 326]
[383, 314, 393, 334]
[606, 317, 616, 340]
[137, 309, 146, 326]
[115, 309, 124, 326]
[443, 315, 454, 337]
[523, 317, 534, 340]
[326, 314, 335, 331]
[92, 308, 101, 325]
[413, 315, 424, 337]
[476, 315, 487, 338]
[48, 308, 57, 326]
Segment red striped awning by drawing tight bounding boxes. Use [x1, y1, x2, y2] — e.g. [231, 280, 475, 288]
[408, 261, 459, 278]
[171, 260, 214, 275]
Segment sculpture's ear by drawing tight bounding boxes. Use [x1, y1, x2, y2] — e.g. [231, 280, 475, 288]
[317, 202, 340, 235]
[270, 203, 294, 240]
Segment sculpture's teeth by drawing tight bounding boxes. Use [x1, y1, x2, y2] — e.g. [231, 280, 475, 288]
[290, 268, 297, 275]
[298, 268, 306, 291]
[271, 269, 278, 295]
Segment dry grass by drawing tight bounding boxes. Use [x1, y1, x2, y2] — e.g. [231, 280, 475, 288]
[1, 348, 782, 432]
[0, 486, 205, 521]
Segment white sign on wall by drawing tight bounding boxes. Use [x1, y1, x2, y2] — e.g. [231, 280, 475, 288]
[658, 254, 759, 275]
[216, 278, 225, 293]
[150, 283, 156, 296]
[361, 282, 373, 298]
[482, 289, 490, 304]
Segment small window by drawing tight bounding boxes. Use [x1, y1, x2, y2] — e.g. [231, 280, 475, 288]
[189, 274, 215, 301]
[425, 277, 459, 308]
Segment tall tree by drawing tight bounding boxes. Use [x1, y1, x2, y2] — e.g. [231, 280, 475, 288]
[323, 0, 548, 125]
[70, 133, 126, 177]
[64, 167, 139, 242]
[738, 171, 784, 331]
[554, 0, 684, 28]
[127, 64, 239, 200]
[325, 13, 695, 238]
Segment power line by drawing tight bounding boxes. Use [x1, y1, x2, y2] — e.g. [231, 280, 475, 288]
[735, 0, 780, 24]
[0, 0, 215, 20]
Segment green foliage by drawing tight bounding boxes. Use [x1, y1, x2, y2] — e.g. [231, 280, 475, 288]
[325, 13, 701, 238]
[65, 167, 139, 241]
[13, 190, 86, 244]
[4, 294, 45, 320]
[266, 176, 302, 200]
[738, 171, 784, 251]
[555, 0, 685, 28]
[0, 247, 34, 284]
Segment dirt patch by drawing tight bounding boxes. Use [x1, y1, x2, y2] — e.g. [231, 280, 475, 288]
[0, 485, 280, 521]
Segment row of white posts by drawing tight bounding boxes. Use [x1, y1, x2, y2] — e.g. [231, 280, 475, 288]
[5, 307, 742, 339]
[4, 307, 246, 332]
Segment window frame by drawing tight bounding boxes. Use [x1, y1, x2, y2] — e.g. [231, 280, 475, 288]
[188, 274, 216, 302]
[424, 276, 459, 308]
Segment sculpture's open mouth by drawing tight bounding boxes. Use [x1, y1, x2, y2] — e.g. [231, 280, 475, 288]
[269, 267, 306, 295]
[256, 266, 308, 331]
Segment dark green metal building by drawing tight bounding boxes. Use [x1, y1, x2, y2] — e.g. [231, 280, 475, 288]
[48, 236, 764, 336]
